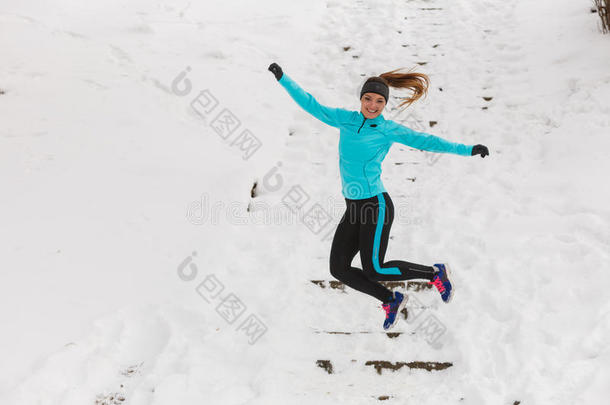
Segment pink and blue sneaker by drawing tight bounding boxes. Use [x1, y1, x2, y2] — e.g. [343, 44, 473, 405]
[381, 291, 408, 330]
[430, 263, 453, 303]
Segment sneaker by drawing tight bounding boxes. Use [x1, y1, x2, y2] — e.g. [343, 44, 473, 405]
[381, 291, 408, 330]
[430, 263, 453, 303]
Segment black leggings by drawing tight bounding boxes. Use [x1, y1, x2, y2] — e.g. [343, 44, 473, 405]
[329, 192, 436, 303]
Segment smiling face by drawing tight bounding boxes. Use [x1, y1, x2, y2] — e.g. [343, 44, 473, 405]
[360, 92, 386, 119]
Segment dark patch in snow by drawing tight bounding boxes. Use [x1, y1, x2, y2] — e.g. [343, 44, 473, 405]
[316, 359, 333, 374]
[365, 360, 452, 374]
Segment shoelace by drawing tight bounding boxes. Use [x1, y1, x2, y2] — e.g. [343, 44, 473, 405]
[382, 303, 392, 317]
[430, 277, 446, 293]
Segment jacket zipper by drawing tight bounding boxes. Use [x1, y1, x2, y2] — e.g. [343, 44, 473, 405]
[357, 117, 367, 134]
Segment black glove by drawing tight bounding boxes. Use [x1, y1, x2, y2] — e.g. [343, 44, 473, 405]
[268, 63, 283, 81]
[471, 144, 489, 158]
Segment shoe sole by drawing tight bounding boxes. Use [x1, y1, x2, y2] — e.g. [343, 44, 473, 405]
[443, 263, 454, 304]
[384, 292, 409, 331]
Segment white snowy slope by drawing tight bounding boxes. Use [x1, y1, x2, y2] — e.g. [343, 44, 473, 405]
[1, 0, 609, 403]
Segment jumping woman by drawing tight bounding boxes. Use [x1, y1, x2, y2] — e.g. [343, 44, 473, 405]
[268, 63, 489, 330]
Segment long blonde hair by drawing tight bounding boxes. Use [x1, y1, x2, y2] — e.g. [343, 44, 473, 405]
[365, 67, 430, 111]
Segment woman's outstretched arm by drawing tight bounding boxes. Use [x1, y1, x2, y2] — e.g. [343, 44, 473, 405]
[269, 63, 351, 129]
[385, 120, 475, 156]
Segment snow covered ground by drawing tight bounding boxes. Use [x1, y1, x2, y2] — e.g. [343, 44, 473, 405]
[1, 0, 609, 403]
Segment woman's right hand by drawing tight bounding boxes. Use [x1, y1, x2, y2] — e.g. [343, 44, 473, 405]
[268, 63, 283, 81]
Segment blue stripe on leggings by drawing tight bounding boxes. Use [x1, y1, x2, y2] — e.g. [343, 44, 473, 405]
[373, 193, 401, 275]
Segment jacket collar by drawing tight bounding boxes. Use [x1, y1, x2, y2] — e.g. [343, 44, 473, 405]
[358, 111, 386, 124]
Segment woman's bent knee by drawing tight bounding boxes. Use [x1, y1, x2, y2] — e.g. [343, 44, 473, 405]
[329, 257, 349, 280]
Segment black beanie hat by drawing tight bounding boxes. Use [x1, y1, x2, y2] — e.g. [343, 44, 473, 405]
[360, 79, 389, 103]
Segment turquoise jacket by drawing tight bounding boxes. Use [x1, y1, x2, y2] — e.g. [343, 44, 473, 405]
[277, 73, 473, 200]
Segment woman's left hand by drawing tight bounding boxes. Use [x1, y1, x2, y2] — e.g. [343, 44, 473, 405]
[471, 144, 489, 158]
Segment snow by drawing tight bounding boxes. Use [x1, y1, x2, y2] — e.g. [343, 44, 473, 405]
[1, 0, 609, 403]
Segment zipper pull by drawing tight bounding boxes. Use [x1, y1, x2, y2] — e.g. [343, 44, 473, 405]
[357, 117, 367, 133]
